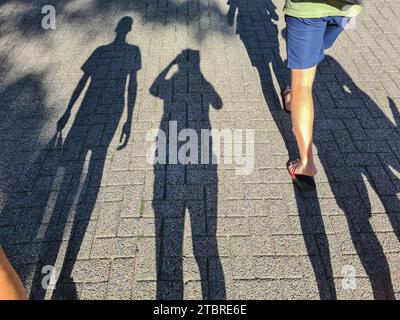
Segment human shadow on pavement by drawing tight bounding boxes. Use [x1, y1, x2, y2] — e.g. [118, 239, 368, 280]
[227, 0, 336, 299]
[0, 71, 48, 278]
[150, 49, 226, 300]
[4, 16, 141, 299]
[317, 55, 398, 300]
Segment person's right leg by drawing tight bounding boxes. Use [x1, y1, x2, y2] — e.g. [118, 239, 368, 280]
[0, 247, 27, 300]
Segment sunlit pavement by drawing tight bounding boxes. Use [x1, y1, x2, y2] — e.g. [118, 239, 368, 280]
[0, 0, 400, 300]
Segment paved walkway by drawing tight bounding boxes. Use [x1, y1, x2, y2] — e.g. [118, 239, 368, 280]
[0, 0, 400, 300]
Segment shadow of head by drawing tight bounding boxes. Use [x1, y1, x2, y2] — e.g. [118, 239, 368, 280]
[175, 48, 200, 71]
[115, 16, 133, 35]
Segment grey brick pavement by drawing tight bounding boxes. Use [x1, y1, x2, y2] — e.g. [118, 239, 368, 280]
[0, 0, 400, 300]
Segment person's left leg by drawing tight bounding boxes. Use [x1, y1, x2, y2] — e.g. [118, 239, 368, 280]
[0, 247, 28, 300]
[290, 66, 318, 176]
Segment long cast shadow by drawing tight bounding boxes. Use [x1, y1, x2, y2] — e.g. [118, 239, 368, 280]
[4, 16, 141, 299]
[227, 0, 336, 299]
[0, 71, 49, 282]
[318, 55, 398, 299]
[150, 49, 226, 299]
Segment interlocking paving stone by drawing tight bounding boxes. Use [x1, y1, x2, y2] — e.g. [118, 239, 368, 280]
[0, 0, 399, 300]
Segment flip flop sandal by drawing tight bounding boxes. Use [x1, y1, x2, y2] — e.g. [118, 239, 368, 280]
[286, 159, 316, 191]
[281, 87, 291, 114]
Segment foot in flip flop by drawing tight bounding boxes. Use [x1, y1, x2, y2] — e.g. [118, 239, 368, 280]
[281, 87, 291, 113]
[287, 159, 317, 191]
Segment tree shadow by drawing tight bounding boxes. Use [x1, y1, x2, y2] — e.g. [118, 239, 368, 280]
[1, 0, 232, 42]
[1, 16, 141, 300]
[227, 0, 336, 299]
[149, 49, 226, 299]
[318, 55, 399, 299]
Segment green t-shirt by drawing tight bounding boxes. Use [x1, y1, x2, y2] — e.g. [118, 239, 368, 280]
[284, 0, 363, 18]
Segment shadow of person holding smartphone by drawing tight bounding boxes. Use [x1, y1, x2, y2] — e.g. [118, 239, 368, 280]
[150, 49, 226, 300]
[316, 55, 397, 300]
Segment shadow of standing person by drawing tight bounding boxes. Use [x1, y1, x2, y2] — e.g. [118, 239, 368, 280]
[29, 16, 141, 299]
[227, 0, 337, 299]
[150, 49, 226, 300]
[317, 55, 397, 299]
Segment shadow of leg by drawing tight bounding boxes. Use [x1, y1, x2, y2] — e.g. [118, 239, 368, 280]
[29, 154, 83, 300]
[340, 196, 395, 300]
[51, 152, 105, 300]
[297, 190, 337, 299]
[155, 200, 185, 300]
[189, 196, 226, 300]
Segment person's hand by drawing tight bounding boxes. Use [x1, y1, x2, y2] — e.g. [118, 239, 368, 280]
[117, 121, 131, 150]
[57, 110, 71, 132]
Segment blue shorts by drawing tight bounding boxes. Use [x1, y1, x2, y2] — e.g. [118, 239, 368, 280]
[285, 15, 350, 69]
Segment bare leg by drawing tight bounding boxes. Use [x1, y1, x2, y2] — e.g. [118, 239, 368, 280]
[0, 247, 28, 300]
[287, 67, 318, 176]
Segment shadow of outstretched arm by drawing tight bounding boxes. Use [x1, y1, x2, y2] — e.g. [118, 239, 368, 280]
[268, 0, 279, 22]
[208, 80, 223, 110]
[57, 73, 90, 132]
[226, 0, 238, 26]
[118, 70, 138, 150]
